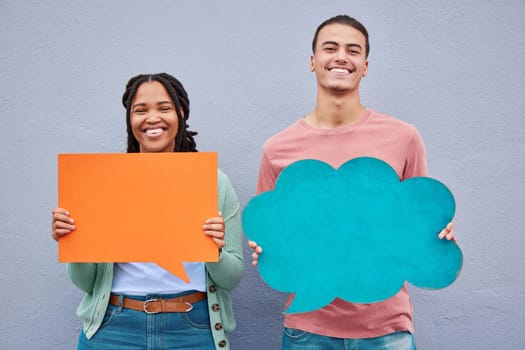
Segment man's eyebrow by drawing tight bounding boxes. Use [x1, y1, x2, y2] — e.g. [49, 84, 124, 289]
[321, 41, 362, 50]
[321, 41, 339, 47]
[347, 43, 362, 50]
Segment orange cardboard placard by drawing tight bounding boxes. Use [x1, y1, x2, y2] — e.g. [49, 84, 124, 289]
[58, 152, 218, 282]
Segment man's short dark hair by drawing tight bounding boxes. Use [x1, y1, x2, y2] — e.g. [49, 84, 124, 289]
[312, 15, 370, 58]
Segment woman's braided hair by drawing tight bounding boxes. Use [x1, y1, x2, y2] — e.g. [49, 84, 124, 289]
[122, 73, 198, 153]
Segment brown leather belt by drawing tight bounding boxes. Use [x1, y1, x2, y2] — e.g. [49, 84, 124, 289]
[110, 291, 206, 314]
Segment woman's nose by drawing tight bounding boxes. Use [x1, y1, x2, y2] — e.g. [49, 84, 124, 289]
[145, 113, 161, 123]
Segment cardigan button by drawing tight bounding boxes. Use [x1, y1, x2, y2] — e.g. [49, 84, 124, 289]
[212, 303, 220, 312]
[214, 322, 223, 331]
[209, 285, 217, 293]
[218, 340, 227, 347]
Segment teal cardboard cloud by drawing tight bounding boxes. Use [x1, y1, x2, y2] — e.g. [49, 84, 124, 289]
[242, 157, 462, 314]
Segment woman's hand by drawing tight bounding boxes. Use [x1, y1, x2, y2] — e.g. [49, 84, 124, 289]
[51, 208, 76, 241]
[438, 222, 456, 241]
[248, 240, 263, 266]
[204, 212, 226, 252]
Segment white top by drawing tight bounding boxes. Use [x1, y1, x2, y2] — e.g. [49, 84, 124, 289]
[111, 262, 206, 295]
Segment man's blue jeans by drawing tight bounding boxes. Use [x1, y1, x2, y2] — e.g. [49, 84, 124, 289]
[282, 328, 417, 350]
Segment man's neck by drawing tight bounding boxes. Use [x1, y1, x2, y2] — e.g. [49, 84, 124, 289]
[305, 89, 365, 128]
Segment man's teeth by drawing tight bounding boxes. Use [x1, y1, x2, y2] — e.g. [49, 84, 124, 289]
[331, 68, 350, 73]
[145, 128, 164, 136]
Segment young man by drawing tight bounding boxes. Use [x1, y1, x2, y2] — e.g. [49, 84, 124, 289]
[249, 15, 455, 350]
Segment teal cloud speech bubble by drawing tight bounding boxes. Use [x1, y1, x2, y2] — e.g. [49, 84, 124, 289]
[242, 157, 463, 314]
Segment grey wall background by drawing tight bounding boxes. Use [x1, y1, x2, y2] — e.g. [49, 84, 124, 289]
[1, 0, 524, 349]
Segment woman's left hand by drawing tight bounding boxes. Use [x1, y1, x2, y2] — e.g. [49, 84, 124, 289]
[204, 212, 226, 252]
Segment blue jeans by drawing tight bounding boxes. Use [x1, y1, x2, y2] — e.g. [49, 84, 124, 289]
[281, 328, 417, 350]
[78, 292, 215, 350]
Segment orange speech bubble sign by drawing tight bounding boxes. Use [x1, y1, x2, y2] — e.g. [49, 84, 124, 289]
[58, 152, 218, 282]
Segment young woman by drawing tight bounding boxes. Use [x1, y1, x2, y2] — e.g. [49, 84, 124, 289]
[52, 73, 244, 350]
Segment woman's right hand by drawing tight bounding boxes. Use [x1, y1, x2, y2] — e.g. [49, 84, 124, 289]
[51, 208, 76, 241]
[248, 240, 263, 266]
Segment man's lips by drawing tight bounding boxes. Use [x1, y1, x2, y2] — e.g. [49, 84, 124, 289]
[329, 67, 353, 74]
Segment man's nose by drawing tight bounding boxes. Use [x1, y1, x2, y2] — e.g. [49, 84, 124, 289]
[335, 48, 348, 61]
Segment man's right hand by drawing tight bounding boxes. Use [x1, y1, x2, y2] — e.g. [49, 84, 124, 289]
[248, 240, 263, 266]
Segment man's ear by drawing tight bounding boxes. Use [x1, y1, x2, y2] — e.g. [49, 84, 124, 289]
[310, 55, 315, 72]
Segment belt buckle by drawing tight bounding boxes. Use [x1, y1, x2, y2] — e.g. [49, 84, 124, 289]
[184, 302, 194, 312]
[143, 298, 194, 313]
[144, 298, 159, 314]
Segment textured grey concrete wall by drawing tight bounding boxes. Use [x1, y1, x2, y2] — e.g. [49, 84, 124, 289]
[1, 0, 524, 349]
